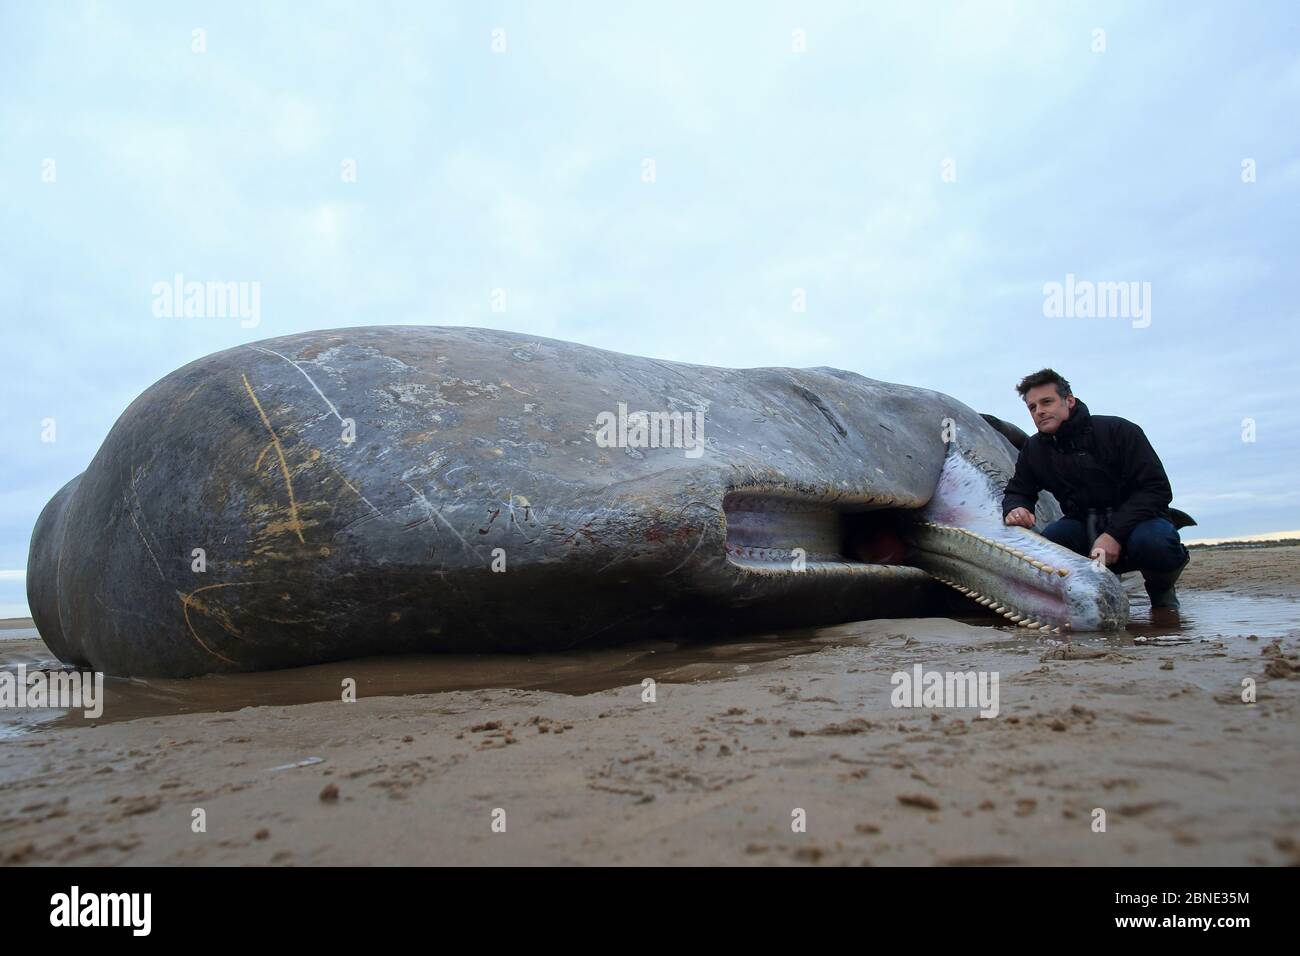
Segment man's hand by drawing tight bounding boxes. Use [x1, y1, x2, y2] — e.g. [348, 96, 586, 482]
[1004, 507, 1035, 528]
[1090, 532, 1121, 566]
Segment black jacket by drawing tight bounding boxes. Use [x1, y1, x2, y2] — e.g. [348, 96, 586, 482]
[1000, 399, 1175, 543]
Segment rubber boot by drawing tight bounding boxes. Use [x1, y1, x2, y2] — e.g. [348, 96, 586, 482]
[1143, 547, 1190, 610]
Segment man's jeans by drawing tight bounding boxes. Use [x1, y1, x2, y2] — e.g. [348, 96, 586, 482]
[1039, 516, 1187, 577]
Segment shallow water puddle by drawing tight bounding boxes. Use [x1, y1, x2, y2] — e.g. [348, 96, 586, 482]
[0, 590, 1294, 736]
[1060, 589, 1296, 646]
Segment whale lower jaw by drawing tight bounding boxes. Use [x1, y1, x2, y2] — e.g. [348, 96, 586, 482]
[904, 520, 1130, 632]
[905, 522, 1074, 633]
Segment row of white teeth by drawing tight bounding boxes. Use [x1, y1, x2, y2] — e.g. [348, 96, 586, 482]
[726, 492, 904, 511]
[930, 573, 1067, 634]
[725, 545, 802, 560]
[916, 521, 1070, 577]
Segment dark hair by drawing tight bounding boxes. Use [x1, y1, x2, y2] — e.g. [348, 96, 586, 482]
[1015, 368, 1072, 400]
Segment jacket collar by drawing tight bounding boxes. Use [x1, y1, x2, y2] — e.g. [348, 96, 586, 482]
[1047, 398, 1090, 449]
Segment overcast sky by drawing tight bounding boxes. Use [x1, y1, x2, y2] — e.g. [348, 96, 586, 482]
[2, 1, 1298, 616]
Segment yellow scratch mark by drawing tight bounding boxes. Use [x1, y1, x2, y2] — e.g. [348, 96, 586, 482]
[401, 428, 439, 447]
[259, 517, 318, 540]
[241, 373, 306, 544]
[177, 584, 245, 665]
[254, 441, 275, 472]
[180, 587, 243, 636]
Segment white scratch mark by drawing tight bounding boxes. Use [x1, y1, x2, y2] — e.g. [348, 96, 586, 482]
[126, 466, 166, 580]
[327, 462, 382, 515]
[127, 508, 166, 581]
[505, 490, 536, 543]
[403, 481, 481, 558]
[250, 345, 345, 423]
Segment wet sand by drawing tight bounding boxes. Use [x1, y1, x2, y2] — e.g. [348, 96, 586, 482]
[1, 545, 1297, 866]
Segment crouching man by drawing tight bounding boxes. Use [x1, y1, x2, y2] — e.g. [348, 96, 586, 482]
[1001, 369, 1191, 610]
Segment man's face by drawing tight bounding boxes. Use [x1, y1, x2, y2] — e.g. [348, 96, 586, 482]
[1023, 384, 1076, 435]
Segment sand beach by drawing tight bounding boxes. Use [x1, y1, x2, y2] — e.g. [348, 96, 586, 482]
[1, 544, 1296, 866]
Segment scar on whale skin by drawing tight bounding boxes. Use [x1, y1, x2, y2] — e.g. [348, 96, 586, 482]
[241, 372, 306, 544]
[177, 582, 246, 666]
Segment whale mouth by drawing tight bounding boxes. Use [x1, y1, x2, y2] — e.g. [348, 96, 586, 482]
[720, 450, 1129, 634]
[722, 491, 916, 573]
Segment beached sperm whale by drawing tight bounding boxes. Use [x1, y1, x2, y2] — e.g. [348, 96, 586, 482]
[28, 326, 1128, 678]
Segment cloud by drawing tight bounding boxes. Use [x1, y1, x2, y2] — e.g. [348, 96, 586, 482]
[1, 0, 1298, 568]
